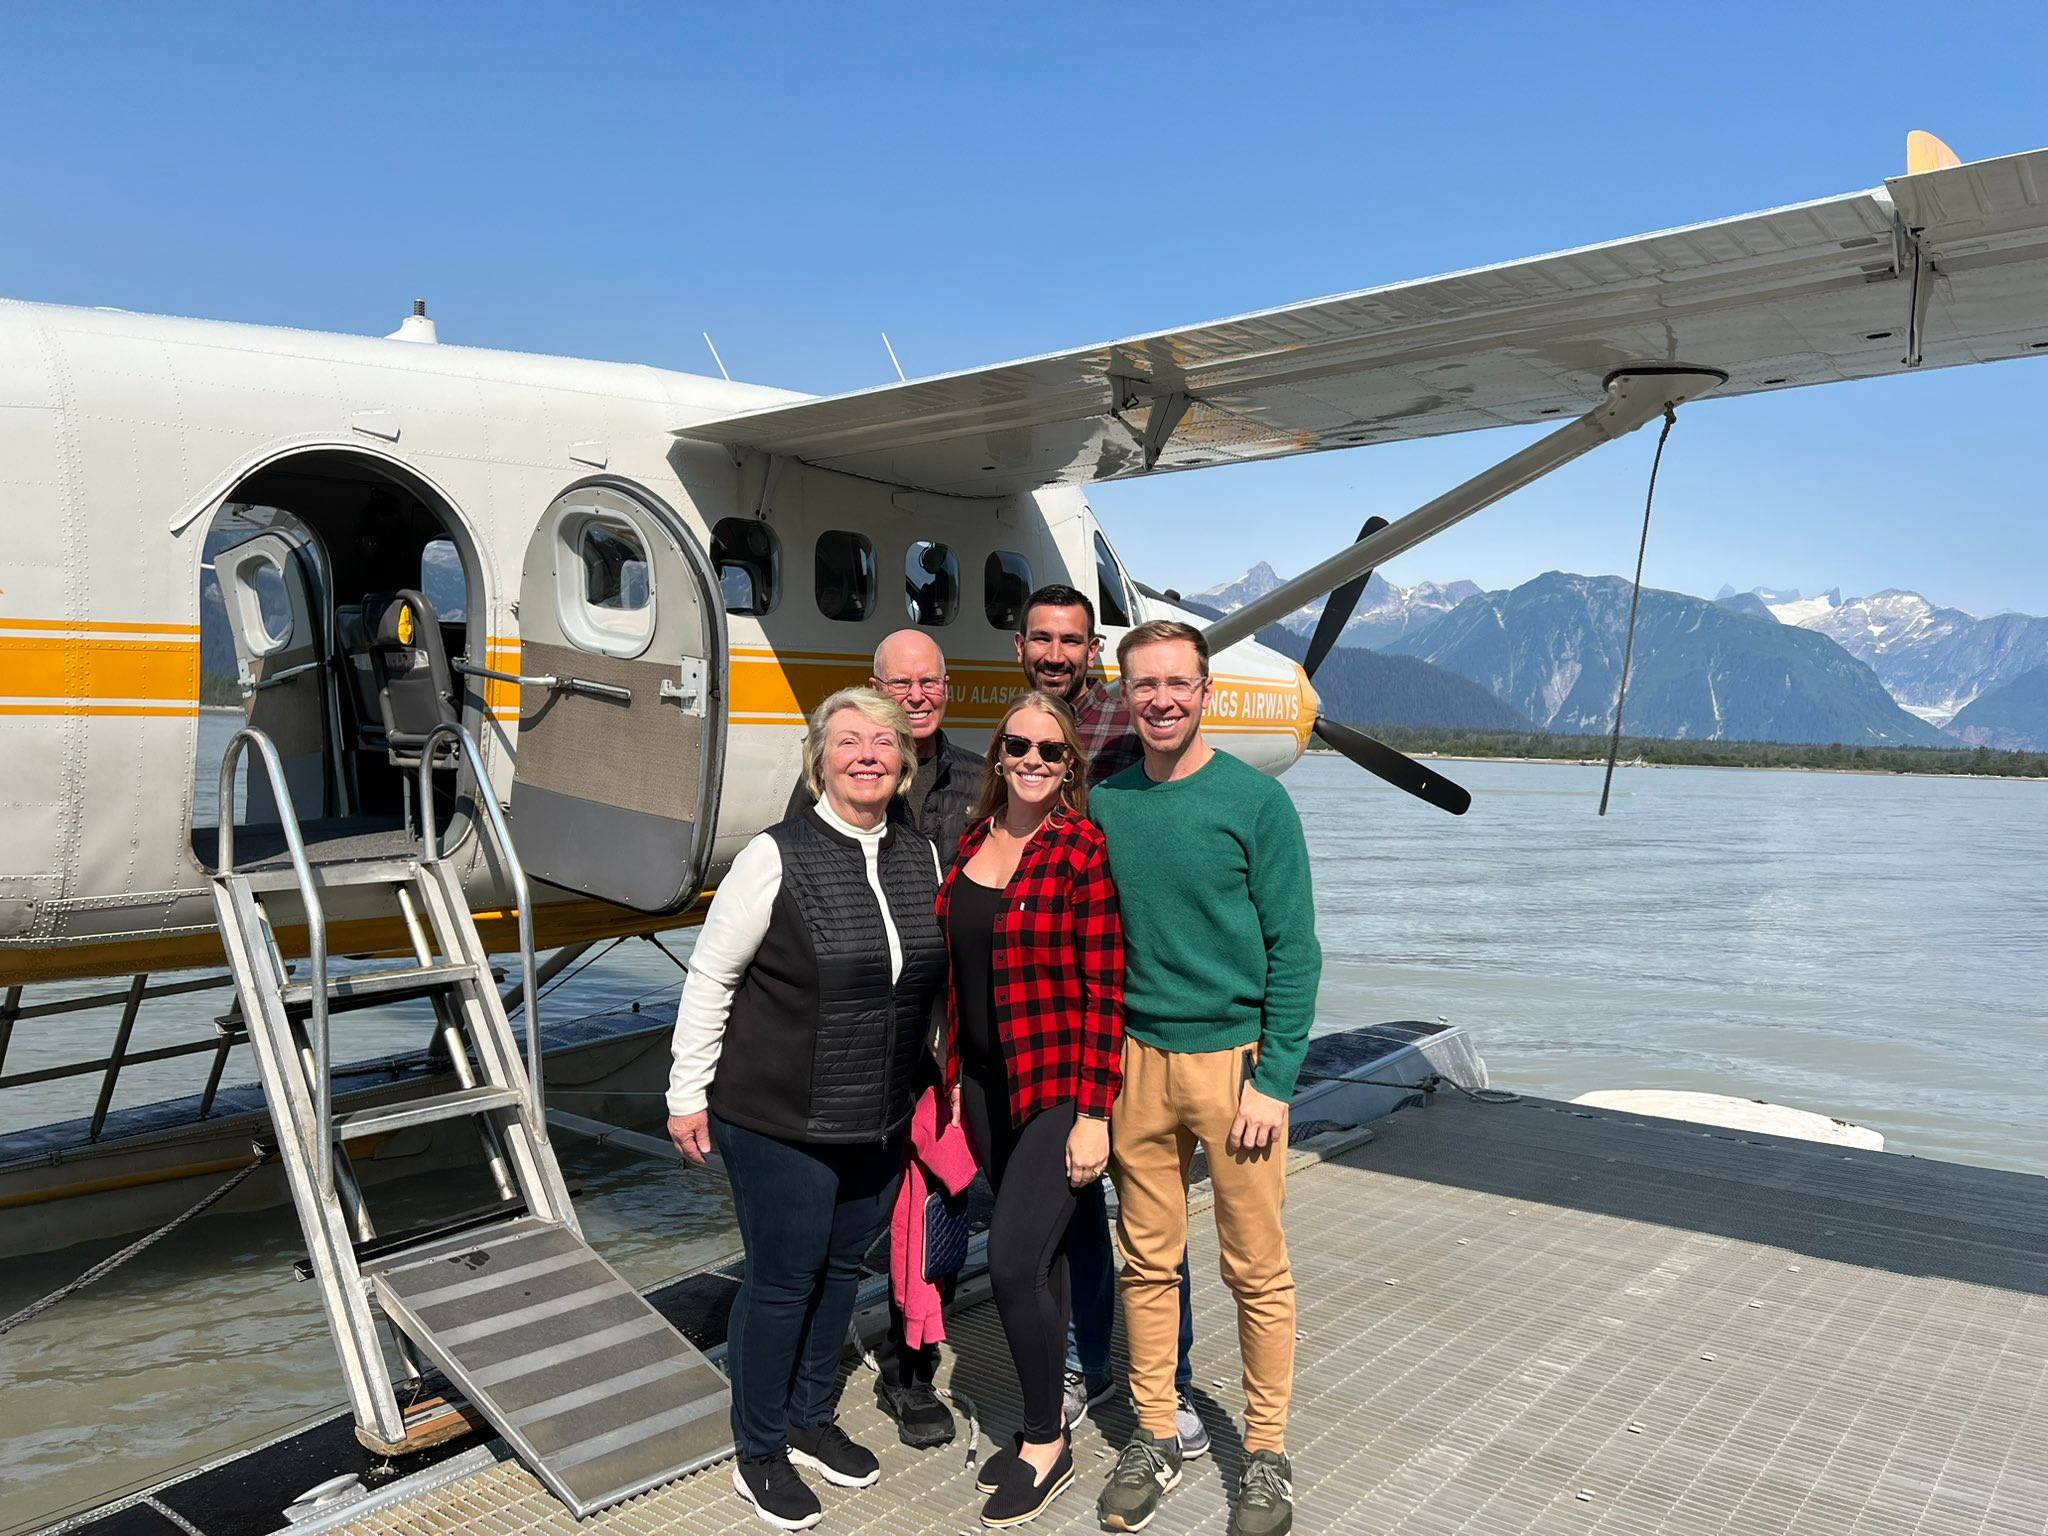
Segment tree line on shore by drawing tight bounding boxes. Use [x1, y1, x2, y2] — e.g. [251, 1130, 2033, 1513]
[1326, 727, 2048, 778]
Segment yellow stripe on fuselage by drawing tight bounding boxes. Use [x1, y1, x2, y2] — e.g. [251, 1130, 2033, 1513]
[0, 628, 1311, 746]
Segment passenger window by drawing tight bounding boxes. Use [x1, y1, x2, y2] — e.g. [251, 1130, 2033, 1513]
[419, 538, 467, 622]
[815, 530, 878, 622]
[713, 517, 778, 616]
[984, 551, 1033, 630]
[1093, 531, 1132, 629]
[248, 558, 293, 654]
[558, 515, 654, 656]
[905, 541, 960, 626]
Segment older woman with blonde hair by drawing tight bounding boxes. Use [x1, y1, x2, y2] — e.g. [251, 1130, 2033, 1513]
[668, 687, 948, 1531]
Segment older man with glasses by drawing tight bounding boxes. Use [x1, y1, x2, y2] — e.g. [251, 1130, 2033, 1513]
[785, 627, 980, 1449]
[786, 629, 980, 862]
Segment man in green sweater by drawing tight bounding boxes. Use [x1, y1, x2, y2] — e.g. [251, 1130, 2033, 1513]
[1089, 620, 1320, 1536]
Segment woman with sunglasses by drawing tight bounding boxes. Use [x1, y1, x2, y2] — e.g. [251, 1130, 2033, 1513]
[936, 691, 1125, 1527]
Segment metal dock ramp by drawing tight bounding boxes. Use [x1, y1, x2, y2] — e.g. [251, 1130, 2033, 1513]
[313, 1092, 2048, 1535]
[367, 1217, 730, 1515]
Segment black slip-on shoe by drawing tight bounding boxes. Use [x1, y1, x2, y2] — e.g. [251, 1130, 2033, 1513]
[976, 1432, 1024, 1494]
[732, 1453, 822, 1531]
[981, 1438, 1075, 1528]
[874, 1373, 957, 1448]
[787, 1418, 882, 1489]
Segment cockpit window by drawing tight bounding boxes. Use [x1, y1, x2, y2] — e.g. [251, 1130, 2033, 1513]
[1093, 531, 1133, 629]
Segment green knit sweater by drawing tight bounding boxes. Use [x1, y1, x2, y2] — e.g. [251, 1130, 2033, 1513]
[1089, 750, 1322, 1100]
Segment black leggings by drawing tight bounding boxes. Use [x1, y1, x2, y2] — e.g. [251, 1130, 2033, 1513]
[960, 1063, 1079, 1443]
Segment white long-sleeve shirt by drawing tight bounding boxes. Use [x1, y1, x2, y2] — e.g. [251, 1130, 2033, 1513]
[665, 802, 941, 1118]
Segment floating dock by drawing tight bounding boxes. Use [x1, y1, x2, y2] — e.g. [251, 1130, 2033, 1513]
[184, 1083, 2048, 1536]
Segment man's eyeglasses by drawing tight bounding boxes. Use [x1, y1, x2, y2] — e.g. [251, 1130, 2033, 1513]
[1125, 677, 1204, 702]
[878, 676, 947, 697]
[999, 734, 1070, 764]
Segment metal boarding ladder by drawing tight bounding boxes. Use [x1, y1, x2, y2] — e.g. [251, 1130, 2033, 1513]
[210, 725, 730, 1517]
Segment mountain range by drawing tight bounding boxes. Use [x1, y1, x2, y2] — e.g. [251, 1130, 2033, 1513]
[1192, 562, 1481, 650]
[1727, 588, 2048, 727]
[1387, 573, 1946, 746]
[1192, 565, 2048, 750]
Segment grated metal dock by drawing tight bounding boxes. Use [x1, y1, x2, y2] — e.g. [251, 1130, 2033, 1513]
[319, 1092, 2048, 1535]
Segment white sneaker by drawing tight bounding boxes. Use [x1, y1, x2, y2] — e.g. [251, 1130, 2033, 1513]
[1061, 1367, 1113, 1426]
[1175, 1393, 1210, 1457]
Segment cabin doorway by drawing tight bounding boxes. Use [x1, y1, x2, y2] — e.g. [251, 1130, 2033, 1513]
[507, 481, 723, 913]
[189, 450, 484, 871]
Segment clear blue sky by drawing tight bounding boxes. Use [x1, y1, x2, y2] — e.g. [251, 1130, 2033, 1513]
[4, 3, 2044, 614]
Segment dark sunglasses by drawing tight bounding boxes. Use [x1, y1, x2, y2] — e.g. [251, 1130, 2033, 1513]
[999, 733, 1069, 764]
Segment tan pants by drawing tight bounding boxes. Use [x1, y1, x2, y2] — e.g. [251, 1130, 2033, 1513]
[1110, 1036, 1294, 1452]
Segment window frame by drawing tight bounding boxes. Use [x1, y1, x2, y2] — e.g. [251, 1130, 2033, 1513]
[814, 529, 880, 623]
[1093, 530, 1134, 630]
[712, 516, 780, 618]
[904, 538, 961, 627]
[983, 549, 1034, 631]
[554, 510, 656, 659]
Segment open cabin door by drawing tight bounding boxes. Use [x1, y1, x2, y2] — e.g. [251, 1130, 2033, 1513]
[508, 484, 722, 912]
[214, 530, 330, 823]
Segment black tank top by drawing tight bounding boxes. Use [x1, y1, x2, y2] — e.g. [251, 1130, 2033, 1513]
[947, 875, 1004, 1069]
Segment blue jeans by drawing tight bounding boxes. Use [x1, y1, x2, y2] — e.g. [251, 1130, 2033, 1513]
[715, 1114, 905, 1460]
[1065, 1175, 1194, 1395]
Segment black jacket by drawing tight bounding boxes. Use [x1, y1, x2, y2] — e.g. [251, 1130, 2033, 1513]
[708, 812, 948, 1143]
[785, 727, 983, 866]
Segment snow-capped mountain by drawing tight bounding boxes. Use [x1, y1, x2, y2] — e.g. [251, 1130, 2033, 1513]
[1190, 563, 1480, 650]
[1789, 590, 2048, 725]
[1766, 590, 1843, 627]
[1388, 573, 1948, 747]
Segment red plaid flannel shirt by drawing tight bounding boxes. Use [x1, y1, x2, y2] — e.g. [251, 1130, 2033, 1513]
[1073, 678, 1142, 784]
[936, 813, 1126, 1125]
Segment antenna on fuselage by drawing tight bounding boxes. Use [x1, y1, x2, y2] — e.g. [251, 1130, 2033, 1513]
[386, 298, 438, 344]
[881, 331, 907, 382]
[702, 332, 732, 381]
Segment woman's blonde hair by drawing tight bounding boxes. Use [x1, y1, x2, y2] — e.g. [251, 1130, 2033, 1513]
[969, 691, 1090, 825]
[803, 687, 919, 799]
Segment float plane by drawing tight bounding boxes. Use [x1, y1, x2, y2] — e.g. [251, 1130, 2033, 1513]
[3, 132, 2045, 1501]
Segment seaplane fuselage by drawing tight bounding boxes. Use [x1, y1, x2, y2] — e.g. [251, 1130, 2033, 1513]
[0, 300, 1315, 987]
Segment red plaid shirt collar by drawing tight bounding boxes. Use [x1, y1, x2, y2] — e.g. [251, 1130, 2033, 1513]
[1072, 678, 1142, 784]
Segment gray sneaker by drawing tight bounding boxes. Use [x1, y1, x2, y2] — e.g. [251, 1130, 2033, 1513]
[1227, 1449, 1294, 1536]
[1174, 1393, 1209, 1457]
[1097, 1430, 1182, 1532]
[1062, 1367, 1113, 1427]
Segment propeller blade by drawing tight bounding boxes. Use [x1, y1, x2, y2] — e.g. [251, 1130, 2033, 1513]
[1313, 716, 1472, 815]
[1301, 516, 1389, 678]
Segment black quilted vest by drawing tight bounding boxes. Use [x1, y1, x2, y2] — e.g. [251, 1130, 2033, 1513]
[708, 812, 947, 1143]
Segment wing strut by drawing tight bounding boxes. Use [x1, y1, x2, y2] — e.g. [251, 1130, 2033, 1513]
[1209, 366, 1727, 815]
[1205, 366, 1726, 651]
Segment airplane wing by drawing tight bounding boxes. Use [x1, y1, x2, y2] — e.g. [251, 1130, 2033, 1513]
[675, 146, 2048, 498]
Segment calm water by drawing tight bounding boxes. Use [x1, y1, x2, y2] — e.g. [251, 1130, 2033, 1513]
[3, 756, 2044, 1530]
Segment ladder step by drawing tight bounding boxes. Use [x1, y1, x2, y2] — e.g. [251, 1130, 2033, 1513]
[282, 960, 478, 1009]
[333, 1084, 524, 1141]
[237, 857, 427, 896]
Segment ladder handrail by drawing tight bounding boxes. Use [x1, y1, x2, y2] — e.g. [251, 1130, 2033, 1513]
[415, 722, 542, 1122]
[217, 727, 335, 1195]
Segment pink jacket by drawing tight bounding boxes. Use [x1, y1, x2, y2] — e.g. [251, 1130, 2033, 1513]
[889, 1085, 979, 1350]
